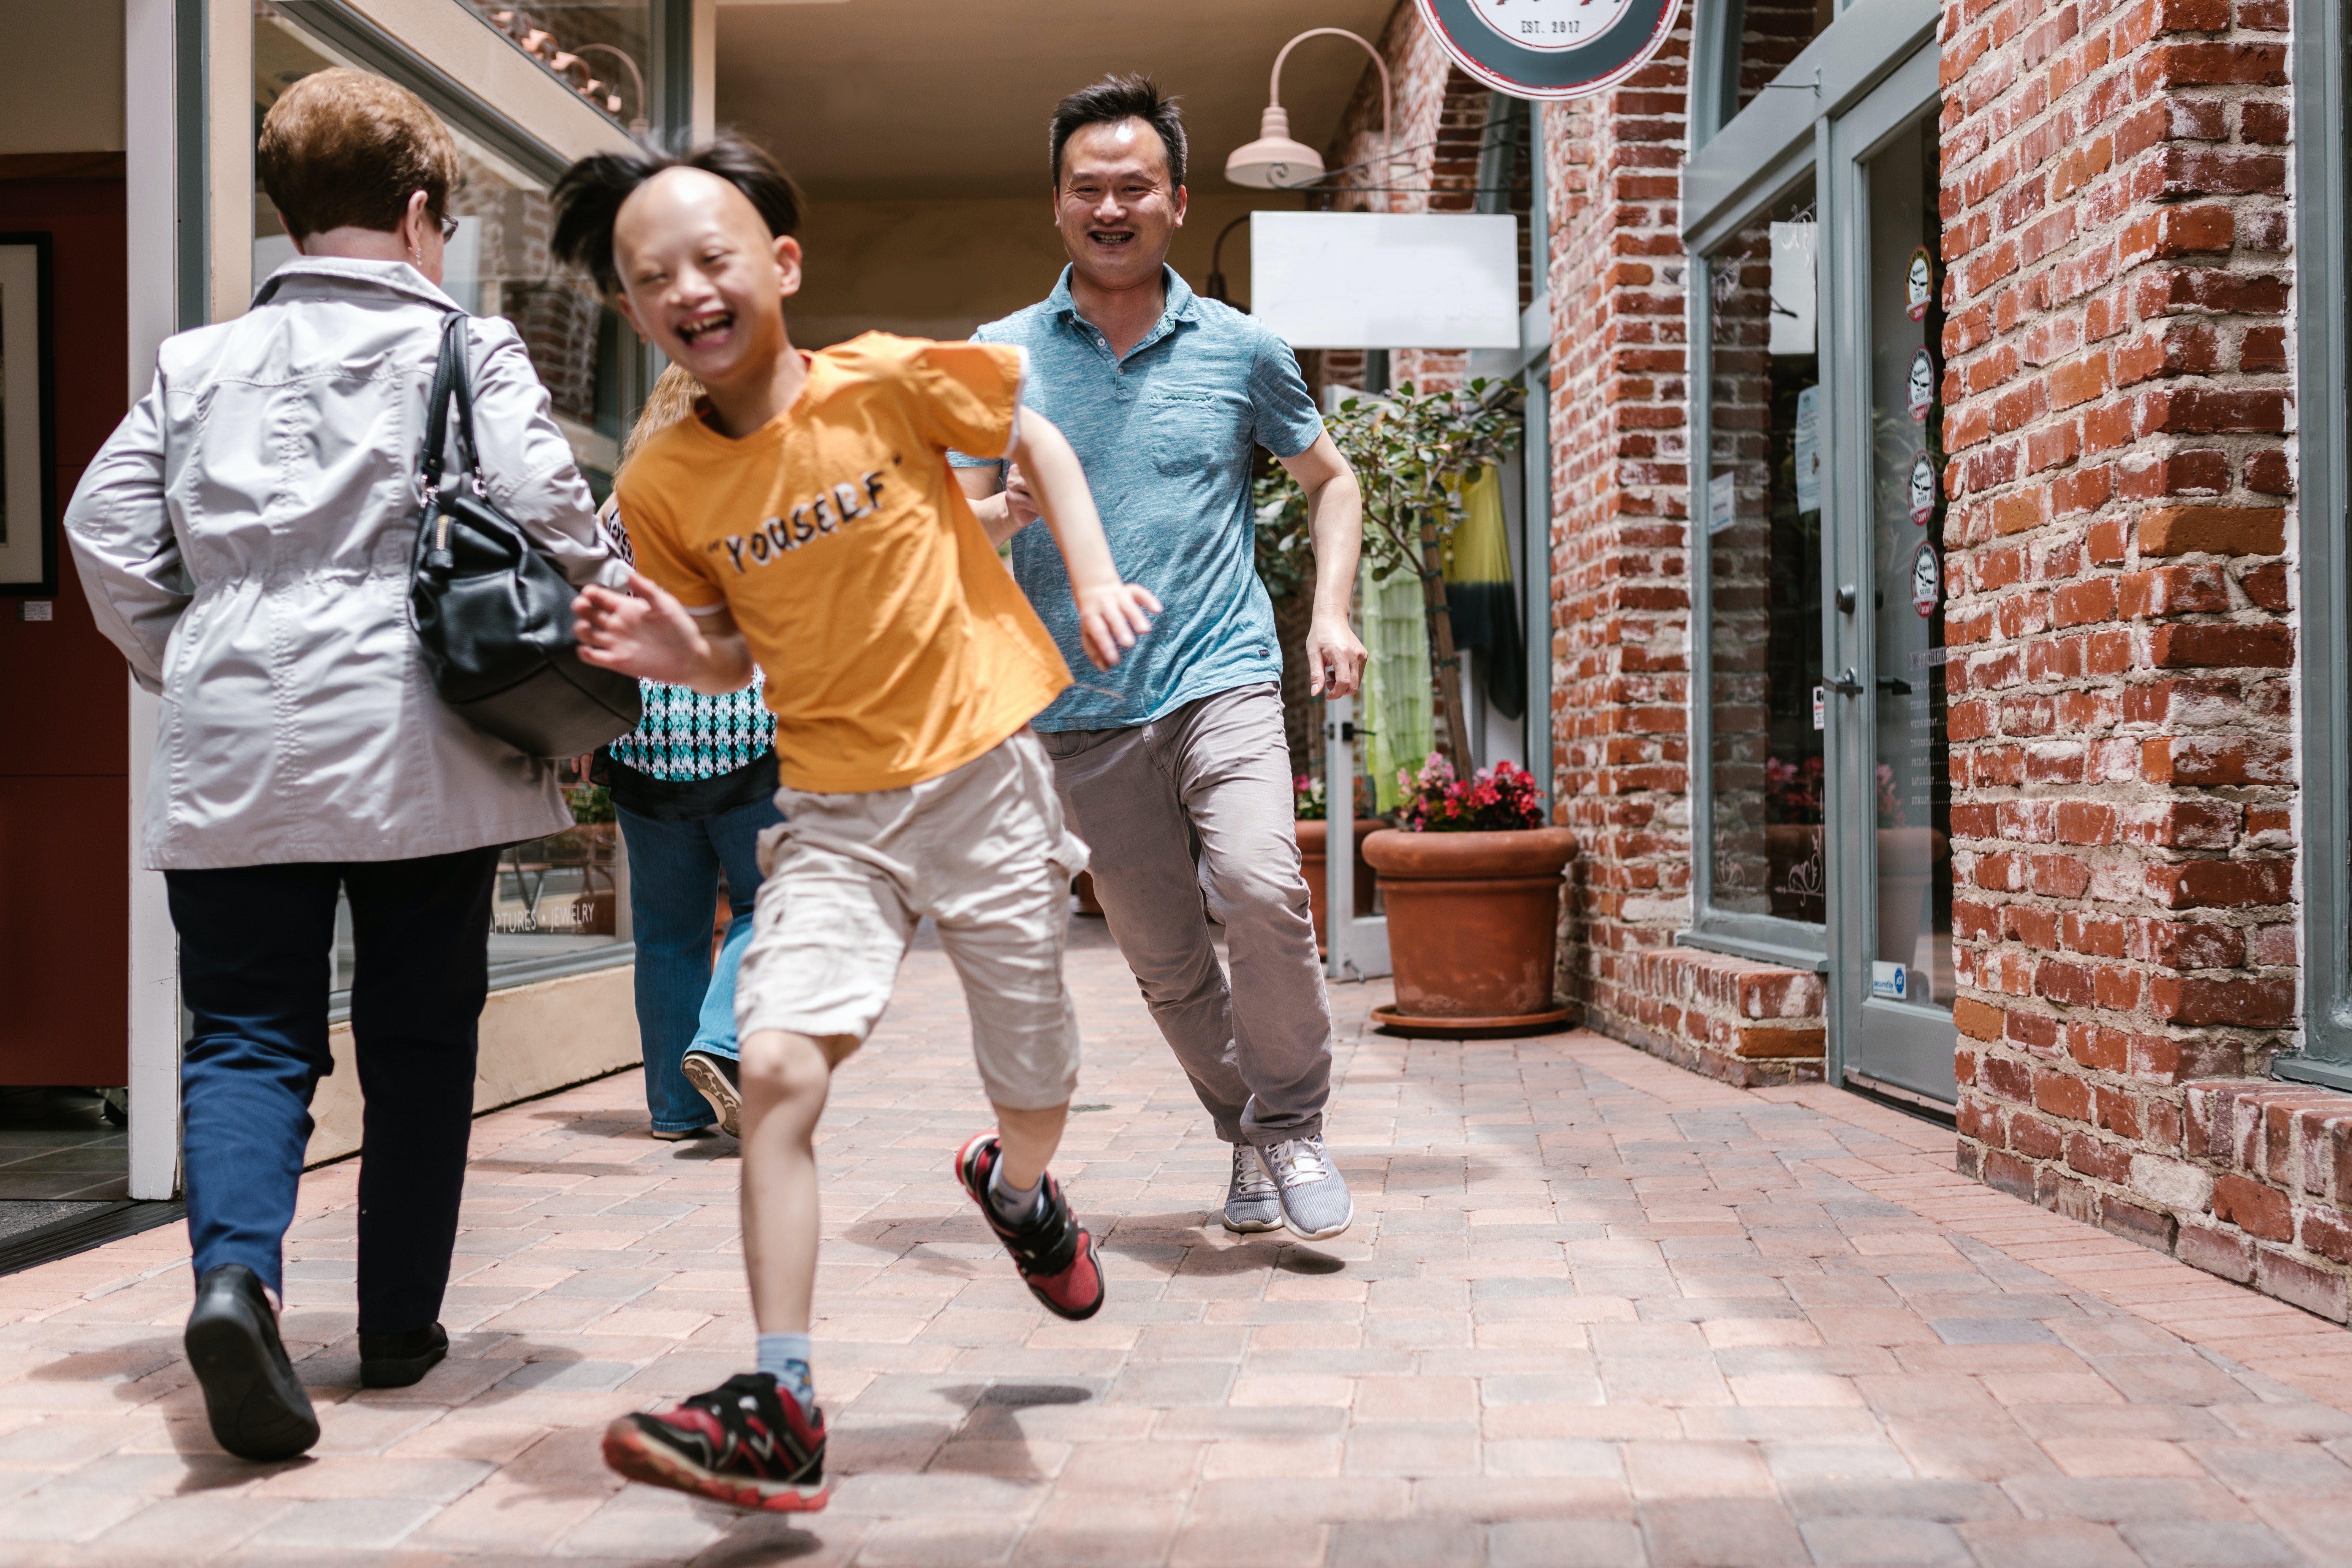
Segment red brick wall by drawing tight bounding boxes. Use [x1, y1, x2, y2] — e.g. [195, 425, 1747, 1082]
[1938, 0, 2304, 1256]
[1540, 3, 1700, 1025]
[1322, 8, 1492, 394]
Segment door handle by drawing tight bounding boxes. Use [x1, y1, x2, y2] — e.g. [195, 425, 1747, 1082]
[1824, 667, 1864, 695]
[1876, 676, 1913, 695]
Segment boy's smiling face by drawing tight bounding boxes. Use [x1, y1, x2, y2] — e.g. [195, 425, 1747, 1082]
[612, 168, 802, 392]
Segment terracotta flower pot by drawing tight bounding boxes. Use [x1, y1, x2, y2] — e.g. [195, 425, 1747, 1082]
[1296, 817, 1381, 954]
[1363, 826, 1576, 1030]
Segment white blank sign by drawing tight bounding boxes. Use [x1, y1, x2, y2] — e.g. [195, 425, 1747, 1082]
[1250, 212, 1521, 350]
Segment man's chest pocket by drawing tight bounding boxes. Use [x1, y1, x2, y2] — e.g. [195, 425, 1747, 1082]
[1145, 388, 1252, 478]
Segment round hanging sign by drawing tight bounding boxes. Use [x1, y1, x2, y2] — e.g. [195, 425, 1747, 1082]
[1910, 539, 1942, 618]
[1907, 450, 1939, 526]
[1413, 0, 1678, 100]
[1906, 346, 1937, 423]
[1906, 247, 1936, 321]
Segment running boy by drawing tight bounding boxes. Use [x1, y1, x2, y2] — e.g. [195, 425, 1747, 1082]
[550, 135, 1158, 1513]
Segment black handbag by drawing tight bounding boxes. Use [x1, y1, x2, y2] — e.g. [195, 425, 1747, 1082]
[409, 313, 642, 759]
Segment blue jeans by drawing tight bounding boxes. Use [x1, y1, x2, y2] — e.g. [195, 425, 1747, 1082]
[618, 795, 781, 1132]
[165, 847, 500, 1332]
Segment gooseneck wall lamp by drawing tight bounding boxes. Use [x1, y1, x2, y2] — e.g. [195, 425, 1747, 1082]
[1224, 27, 1394, 190]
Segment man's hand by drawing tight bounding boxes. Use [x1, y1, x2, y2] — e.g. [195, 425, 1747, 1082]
[573, 570, 746, 691]
[1280, 432, 1369, 703]
[1075, 580, 1162, 671]
[1002, 462, 1041, 532]
[1306, 612, 1367, 698]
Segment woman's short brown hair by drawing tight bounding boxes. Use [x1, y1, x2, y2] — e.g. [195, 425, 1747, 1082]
[620, 363, 707, 474]
[257, 68, 460, 239]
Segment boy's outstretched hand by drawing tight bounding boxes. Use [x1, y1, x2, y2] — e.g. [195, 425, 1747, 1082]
[573, 571, 752, 693]
[1076, 580, 1162, 671]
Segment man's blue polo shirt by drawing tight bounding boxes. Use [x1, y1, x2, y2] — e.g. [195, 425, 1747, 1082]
[950, 265, 1326, 732]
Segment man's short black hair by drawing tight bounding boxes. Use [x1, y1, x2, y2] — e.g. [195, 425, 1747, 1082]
[1050, 74, 1186, 191]
[550, 131, 803, 294]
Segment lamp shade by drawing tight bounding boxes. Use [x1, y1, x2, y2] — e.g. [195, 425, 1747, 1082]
[1224, 106, 1326, 190]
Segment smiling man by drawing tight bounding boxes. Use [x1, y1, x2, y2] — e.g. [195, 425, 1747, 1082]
[954, 75, 1369, 1242]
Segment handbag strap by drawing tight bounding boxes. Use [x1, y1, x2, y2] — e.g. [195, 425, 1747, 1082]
[418, 313, 482, 570]
[420, 313, 466, 497]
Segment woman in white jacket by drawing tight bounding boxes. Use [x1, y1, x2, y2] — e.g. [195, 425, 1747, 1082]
[65, 68, 624, 1462]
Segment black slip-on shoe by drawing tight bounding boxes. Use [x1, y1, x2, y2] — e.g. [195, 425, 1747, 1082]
[681, 1048, 743, 1139]
[184, 1263, 319, 1462]
[359, 1322, 449, 1389]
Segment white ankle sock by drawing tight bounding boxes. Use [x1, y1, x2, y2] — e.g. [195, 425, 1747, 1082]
[987, 1161, 1042, 1224]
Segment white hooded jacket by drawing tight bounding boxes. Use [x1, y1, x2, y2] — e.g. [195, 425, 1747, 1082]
[66, 257, 631, 871]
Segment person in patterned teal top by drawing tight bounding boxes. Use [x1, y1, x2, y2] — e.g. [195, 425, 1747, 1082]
[608, 672, 775, 781]
[597, 366, 780, 1142]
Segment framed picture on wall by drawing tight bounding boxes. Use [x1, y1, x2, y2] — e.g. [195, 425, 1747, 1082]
[0, 234, 55, 596]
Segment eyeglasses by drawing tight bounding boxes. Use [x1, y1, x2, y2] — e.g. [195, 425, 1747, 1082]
[431, 210, 460, 243]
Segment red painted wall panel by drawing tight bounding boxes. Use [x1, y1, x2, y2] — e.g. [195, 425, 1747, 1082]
[0, 178, 131, 1084]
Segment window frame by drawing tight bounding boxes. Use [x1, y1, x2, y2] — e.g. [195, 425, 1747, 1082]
[1678, 0, 1940, 969]
[1467, 99, 1554, 793]
[2278, 0, 2352, 1085]
[251, 0, 673, 1010]
[269, 0, 675, 185]
[1683, 149, 1832, 970]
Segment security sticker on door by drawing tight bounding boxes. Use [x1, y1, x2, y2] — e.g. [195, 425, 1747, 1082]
[1873, 961, 1909, 1000]
[1794, 385, 1823, 515]
[1907, 450, 1938, 526]
[1906, 347, 1936, 423]
[1910, 540, 1941, 617]
[1906, 247, 1935, 321]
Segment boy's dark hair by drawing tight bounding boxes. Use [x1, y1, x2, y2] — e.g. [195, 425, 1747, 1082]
[550, 131, 804, 293]
[1049, 74, 1186, 191]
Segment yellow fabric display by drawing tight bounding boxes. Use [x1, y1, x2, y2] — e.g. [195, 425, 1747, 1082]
[1441, 466, 1524, 721]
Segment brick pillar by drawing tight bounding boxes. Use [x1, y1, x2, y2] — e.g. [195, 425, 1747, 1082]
[1940, 0, 2317, 1299]
[1540, 4, 1702, 1031]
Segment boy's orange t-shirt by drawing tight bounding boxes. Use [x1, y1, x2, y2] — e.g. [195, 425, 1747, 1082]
[614, 333, 1070, 793]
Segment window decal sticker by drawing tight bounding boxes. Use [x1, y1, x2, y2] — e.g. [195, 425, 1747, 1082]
[1910, 539, 1941, 618]
[1908, 450, 1938, 526]
[1906, 346, 1936, 424]
[1906, 246, 1936, 322]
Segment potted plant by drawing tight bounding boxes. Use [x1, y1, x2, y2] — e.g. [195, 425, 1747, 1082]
[1292, 772, 1380, 956]
[1331, 378, 1524, 767]
[1363, 753, 1574, 1035]
[1255, 376, 1525, 790]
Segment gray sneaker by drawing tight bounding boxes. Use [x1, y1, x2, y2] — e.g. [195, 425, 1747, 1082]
[1222, 1143, 1282, 1233]
[1264, 1135, 1353, 1240]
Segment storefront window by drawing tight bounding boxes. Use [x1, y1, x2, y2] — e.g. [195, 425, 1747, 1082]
[1864, 117, 1952, 1007]
[465, 4, 654, 131]
[1721, 0, 1838, 125]
[253, 3, 634, 993]
[255, 5, 628, 494]
[1704, 174, 1824, 928]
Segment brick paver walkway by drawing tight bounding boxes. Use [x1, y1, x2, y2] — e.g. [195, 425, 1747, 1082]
[8, 937, 2352, 1565]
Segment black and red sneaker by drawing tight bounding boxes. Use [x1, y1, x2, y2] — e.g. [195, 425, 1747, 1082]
[955, 1130, 1105, 1321]
[602, 1372, 827, 1512]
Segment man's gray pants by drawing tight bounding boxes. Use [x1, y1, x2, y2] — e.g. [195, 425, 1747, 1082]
[1036, 683, 1334, 1147]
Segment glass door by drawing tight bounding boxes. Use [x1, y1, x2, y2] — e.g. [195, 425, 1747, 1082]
[1825, 47, 1955, 1105]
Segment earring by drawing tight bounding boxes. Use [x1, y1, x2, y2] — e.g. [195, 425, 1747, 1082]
[409, 245, 422, 264]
